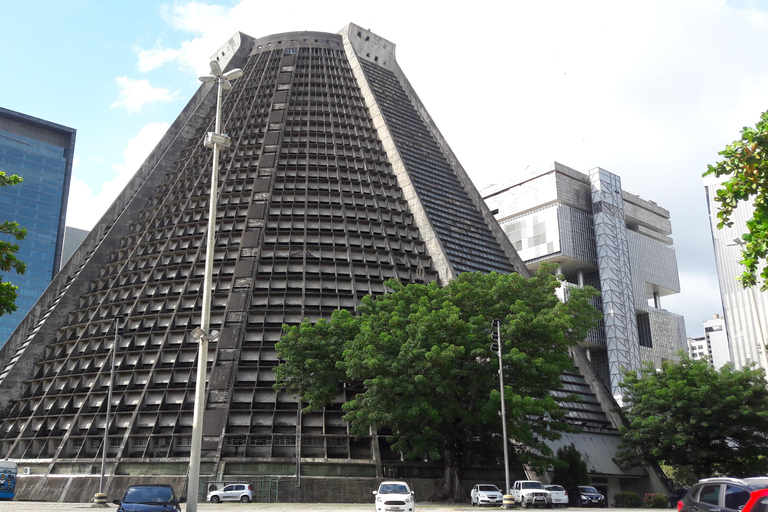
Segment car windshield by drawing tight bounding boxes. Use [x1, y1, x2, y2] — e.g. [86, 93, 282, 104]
[380, 484, 409, 494]
[124, 487, 174, 504]
[479, 485, 500, 492]
[523, 482, 545, 489]
[547, 486, 565, 492]
[579, 487, 599, 493]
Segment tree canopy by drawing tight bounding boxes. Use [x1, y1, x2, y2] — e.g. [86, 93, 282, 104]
[0, 171, 26, 316]
[617, 355, 768, 479]
[704, 110, 768, 289]
[274, 268, 600, 502]
[551, 443, 591, 491]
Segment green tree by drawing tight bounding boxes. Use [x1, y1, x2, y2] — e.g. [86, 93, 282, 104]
[551, 443, 590, 491]
[617, 355, 768, 479]
[0, 171, 25, 316]
[704, 110, 768, 289]
[275, 268, 600, 502]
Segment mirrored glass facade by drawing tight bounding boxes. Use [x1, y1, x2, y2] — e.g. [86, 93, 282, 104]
[0, 108, 75, 346]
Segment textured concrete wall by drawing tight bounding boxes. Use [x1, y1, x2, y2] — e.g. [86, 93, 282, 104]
[16, 474, 189, 503]
[15, 474, 442, 504]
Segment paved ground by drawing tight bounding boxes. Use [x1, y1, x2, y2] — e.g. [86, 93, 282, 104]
[0, 503, 651, 512]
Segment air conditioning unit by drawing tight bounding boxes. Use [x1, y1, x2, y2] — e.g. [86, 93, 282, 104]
[22, 467, 31, 475]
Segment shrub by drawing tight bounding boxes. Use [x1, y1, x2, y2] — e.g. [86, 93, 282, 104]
[644, 493, 668, 508]
[613, 491, 643, 508]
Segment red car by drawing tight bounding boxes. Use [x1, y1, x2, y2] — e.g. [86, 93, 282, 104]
[677, 477, 768, 512]
[740, 488, 768, 512]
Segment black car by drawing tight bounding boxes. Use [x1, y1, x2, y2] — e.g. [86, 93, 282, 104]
[667, 488, 688, 508]
[678, 477, 768, 512]
[113, 484, 186, 512]
[570, 486, 606, 507]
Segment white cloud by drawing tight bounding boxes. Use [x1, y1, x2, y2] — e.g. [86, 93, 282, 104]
[110, 77, 179, 114]
[66, 123, 169, 230]
[137, 43, 183, 73]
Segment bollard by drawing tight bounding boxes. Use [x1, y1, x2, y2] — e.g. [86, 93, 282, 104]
[503, 495, 516, 509]
[93, 492, 108, 507]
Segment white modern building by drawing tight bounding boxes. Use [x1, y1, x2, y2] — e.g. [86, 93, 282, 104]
[704, 174, 768, 374]
[688, 314, 731, 369]
[483, 162, 687, 400]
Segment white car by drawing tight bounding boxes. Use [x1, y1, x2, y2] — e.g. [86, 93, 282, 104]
[206, 483, 252, 503]
[471, 484, 504, 506]
[545, 485, 569, 507]
[373, 481, 415, 512]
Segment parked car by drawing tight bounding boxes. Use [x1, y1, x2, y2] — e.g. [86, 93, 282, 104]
[741, 488, 768, 512]
[471, 484, 504, 506]
[206, 482, 252, 503]
[373, 481, 415, 512]
[569, 486, 606, 507]
[545, 485, 569, 507]
[512, 480, 552, 508]
[113, 484, 185, 512]
[678, 477, 768, 512]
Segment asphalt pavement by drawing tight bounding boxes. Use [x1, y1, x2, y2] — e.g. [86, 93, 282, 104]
[0, 503, 653, 512]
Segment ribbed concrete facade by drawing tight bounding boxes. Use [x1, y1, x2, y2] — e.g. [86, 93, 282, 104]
[0, 26, 666, 503]
[0, 24, 532, 501]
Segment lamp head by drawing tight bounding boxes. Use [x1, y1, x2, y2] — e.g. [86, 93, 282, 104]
[209, 60, 222, 77]
[223, 68, 243, 81]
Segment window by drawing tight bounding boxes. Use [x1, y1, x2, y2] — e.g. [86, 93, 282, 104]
[274, 436, 295, 446]
[724, 485, 750, 510]
[637, 312, 652, 348]
[698, 484, 721, 506]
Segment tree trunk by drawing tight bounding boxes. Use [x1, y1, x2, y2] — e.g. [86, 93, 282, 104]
[428, 447, 469, 503]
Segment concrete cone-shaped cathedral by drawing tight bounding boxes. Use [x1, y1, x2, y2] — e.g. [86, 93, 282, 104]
[0, 23, 659, 504]
[0, 23, 527, 501]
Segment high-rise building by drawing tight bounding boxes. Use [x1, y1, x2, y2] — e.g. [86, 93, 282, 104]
[704, 174, 768, 373]
[0, 107, 75, 347]
[704, 314, 731, 369]
[60, 226, 89, 270]
[0, 26, 664, 502]
[483, 162, 687, 399]
[687, 314, 731, 369]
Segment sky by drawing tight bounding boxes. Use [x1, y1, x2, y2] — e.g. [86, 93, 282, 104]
[2, 0, 768, 338]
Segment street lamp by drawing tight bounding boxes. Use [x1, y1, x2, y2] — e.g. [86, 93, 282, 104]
[96, 315, 122, 506]
[492, 319, 511, 496]
[187, 59, 242, 512]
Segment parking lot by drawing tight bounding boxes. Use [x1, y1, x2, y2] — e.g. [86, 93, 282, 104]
[0, 503, 648, 512]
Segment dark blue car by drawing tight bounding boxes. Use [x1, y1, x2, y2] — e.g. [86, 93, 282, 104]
[113, 485, 185, 512]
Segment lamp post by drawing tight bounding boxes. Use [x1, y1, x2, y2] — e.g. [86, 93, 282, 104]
[96, 315, 121, 505]
[187, 60, 242, 512]
[492, 319, 511, 495]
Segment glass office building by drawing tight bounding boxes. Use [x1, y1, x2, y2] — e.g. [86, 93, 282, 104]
[0, 107, 75, 346]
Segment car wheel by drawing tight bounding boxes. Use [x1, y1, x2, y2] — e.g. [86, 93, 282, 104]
[240, 496, 250, 503]
[211, 496, 220, 504]
[522, 500, 529, 508]
[547, 503, 553, 509]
